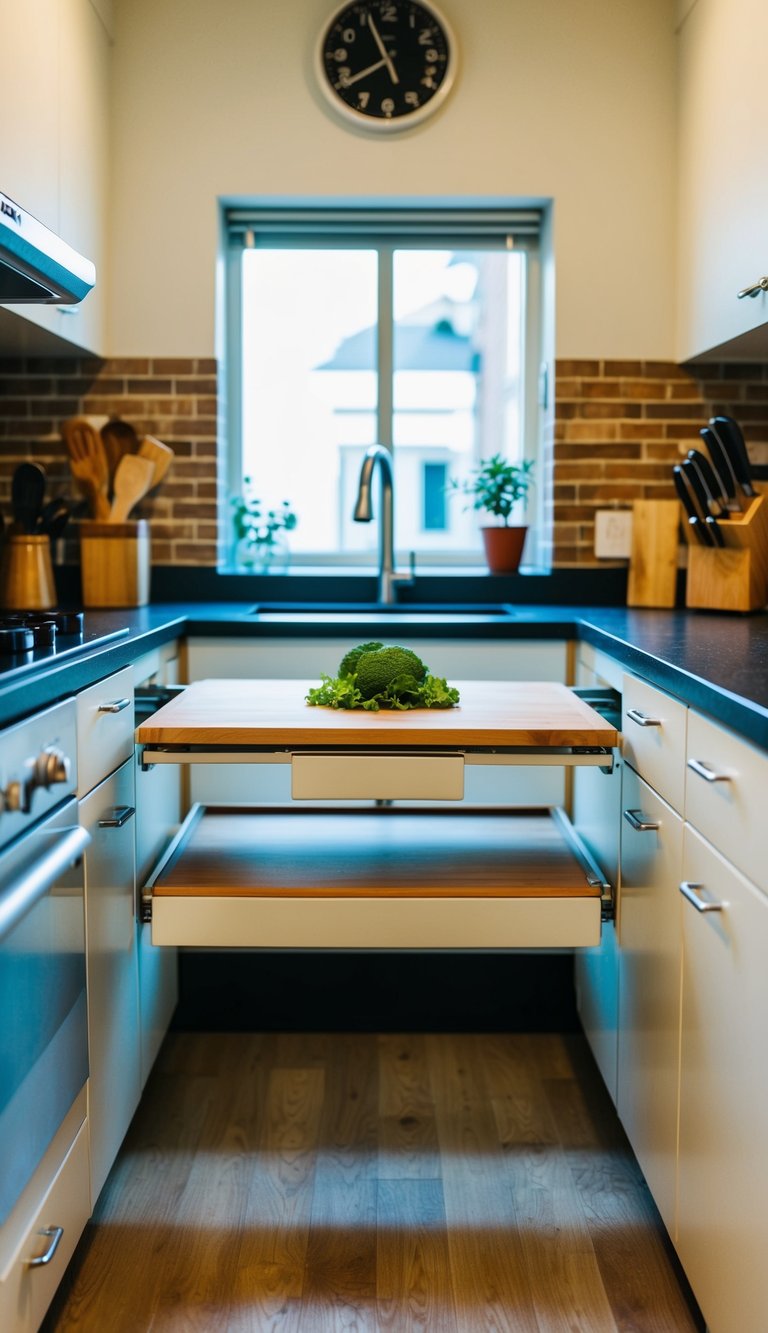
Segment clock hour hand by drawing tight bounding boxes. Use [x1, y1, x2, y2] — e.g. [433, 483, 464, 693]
[367, 13, 399, 84]
[339, 56, 388, 87]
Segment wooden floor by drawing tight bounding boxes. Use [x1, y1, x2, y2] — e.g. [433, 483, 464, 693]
[44, 1031, 704, 1333]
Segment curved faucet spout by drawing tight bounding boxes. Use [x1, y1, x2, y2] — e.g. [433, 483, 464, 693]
[352, 444, 400, 604]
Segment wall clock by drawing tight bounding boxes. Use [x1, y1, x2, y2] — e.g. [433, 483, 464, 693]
[316, 0, 457, 132]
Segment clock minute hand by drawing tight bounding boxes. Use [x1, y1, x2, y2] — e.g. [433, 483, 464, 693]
[367, 13, 399, 84]
[339, 57, 388, 87]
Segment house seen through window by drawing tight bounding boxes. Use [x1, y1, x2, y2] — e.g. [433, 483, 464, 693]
[225, 207, 543, 567]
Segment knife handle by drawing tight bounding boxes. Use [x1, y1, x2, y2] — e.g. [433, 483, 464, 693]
[705, 516, 726, 547]
[689, 515, 714, 547]
[710, 416, 757, 498]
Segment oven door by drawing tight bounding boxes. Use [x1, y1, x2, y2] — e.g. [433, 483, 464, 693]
[0, 799, 90, 1225]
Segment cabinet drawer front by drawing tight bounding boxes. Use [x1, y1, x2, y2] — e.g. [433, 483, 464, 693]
[76, 666, 134, 796]
[0, 1122, 90, 1333]
[617, 769, 683, 1236]
[622, 673, 687, 811]
[685, 708, 768, 893]
[678, 824, 768, 1333]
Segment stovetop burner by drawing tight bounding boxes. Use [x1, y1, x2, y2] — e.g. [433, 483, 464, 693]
[0, 609, 129, 674]
[0, 610, 85, 654]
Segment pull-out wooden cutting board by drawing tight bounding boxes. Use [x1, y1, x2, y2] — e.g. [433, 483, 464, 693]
[136, 678, 618, 749]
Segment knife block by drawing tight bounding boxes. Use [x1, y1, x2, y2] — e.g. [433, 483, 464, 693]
[80, 520, 151, 607]
[686, 491, 768, 612]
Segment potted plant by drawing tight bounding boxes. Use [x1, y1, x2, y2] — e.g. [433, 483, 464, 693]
[230, 480, 297, 573]
[449, 453, 535, 573]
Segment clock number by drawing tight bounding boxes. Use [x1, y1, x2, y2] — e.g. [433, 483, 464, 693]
[342, 27, 355, 42]
[425, 47, 438, 61]
[418, 27, 433, 44]
[381, 5, 397, 20]
[381, 96, 395, 114]
[333, 47, 348, 61]
[358, 90, 370, 108]
[405, 90, 420, 106]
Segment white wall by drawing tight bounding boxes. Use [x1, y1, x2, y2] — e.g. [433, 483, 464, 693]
[108, 0, 677, 360]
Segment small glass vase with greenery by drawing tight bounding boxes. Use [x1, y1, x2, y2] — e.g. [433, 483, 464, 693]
[449, 453, 535, 573]
[230, 480, 297, 573]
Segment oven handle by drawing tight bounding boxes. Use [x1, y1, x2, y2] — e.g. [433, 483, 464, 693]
[0, 825, 90, 943]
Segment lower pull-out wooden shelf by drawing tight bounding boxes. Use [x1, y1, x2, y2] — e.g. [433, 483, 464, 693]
[144, 805, 609, 950]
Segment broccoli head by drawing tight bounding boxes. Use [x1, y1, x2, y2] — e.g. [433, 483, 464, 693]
[354, 644, 428, 700]
[338, 641, 384, 678]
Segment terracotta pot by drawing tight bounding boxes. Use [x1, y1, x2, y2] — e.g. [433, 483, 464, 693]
[480, 526, 528, 574]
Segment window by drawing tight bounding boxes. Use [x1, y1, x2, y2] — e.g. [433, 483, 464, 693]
[224, 205, 544, 567]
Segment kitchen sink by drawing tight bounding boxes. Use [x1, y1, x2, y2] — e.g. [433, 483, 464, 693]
[250, 602, 515, 623]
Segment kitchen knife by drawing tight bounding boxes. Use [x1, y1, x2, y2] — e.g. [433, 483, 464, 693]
[686, 449, 730, 518]
[681, 457, 716, 523]
[710, 415, 757, 498]
[11, 462, 46, 533]
[699, 426, 741, 511]
[673, 464, 714, 545]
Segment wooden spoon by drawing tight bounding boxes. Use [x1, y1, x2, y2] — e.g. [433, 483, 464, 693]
[138, 436, 174, 489]
[61, 416, 111, 519]
[109, 454, 156, 522]
[101, 419, 139, 488]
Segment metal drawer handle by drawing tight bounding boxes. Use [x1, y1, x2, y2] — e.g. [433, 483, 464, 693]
[27, 1225, 64, 1268]
[626, 707, 662, 728]
[737, 276, 768, 299]
[623, 808, 660, 832]
[98, 805, 136, 829]
[679, 881, 724, 913]
[98, 698, 131, 714]
[687, 757, 731, 783]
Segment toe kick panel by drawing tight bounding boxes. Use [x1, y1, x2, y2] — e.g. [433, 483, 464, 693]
[145, 805, 607, 949]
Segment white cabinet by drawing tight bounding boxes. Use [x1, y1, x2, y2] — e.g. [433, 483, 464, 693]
[79, 760, 140, 1205]
[0, 1107, 90, 1333]
[677, 824, 768, 1333]
[572, 649, 622, 1103]
[677, 0, 768, 360]
[132, 645, 181, 1088]
[616, 769, 683, 1238]
[1, 0, 111, 353]
[77, 667, 140, 1208]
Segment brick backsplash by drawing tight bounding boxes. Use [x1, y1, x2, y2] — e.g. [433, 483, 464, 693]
[1, 353, 766, 570]
[553, 359, 768, 564]
[0, 355, 220, 566]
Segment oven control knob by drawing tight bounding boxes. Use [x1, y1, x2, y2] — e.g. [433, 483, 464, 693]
[1, 779, 23, 812]
[32, 747, 71, 791]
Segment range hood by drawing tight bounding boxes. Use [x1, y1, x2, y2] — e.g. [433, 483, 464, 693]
[0, 191, 95, 305]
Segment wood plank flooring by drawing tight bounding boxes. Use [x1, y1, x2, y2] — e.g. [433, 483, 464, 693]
[43, 1032, 704, 1333]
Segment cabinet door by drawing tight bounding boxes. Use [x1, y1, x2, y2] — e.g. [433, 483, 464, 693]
[81, 759, 140, 1205]
[617, 768, 683, 1237]
[677, 825, 768, 1333]
[677, 0, 768, 359]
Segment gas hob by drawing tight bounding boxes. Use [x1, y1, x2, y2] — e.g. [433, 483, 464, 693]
[0, 610, 130, 680]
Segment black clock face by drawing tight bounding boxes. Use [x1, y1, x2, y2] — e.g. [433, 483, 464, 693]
[317, 0, 456, 129]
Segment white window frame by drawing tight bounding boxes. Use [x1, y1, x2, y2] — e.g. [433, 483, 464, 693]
[221, 202, 546, 570]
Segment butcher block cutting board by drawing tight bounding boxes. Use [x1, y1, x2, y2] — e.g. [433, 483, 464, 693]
[136, 679, 618, 749]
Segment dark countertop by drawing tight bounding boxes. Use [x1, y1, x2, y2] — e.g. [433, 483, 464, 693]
[2, 602, 768, 750]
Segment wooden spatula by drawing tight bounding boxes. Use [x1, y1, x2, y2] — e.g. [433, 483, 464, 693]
[61, 416, 111, 519]
[138, 435, 174, 489]
[109, 454, 156, 522]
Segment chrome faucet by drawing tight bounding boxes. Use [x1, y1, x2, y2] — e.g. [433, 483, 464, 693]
[353, 445, 413, 604]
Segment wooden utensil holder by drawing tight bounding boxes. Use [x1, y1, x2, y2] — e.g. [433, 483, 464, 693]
[0, 533, 57, 610]
[80, 520, 151, 607]
[686, 491, 768, 612]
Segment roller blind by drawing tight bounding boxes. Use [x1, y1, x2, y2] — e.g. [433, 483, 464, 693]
[225, 204, 543, 249]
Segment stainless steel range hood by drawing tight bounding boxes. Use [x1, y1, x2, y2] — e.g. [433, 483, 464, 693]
[0, 191, 95, 305]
